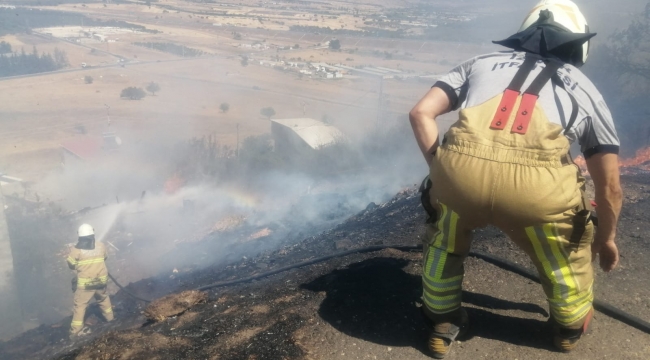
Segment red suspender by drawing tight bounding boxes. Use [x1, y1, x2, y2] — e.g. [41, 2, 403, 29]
[511, 93, 538, 134]
[490, 89, 519, 130]
[490, 56, 562, 135]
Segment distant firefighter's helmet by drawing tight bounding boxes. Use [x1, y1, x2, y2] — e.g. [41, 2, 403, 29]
[519, 0, 591, 66]
[78, 223, 95, 237]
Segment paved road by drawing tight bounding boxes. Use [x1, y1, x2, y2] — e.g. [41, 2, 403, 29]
[0, 31, 221, 82]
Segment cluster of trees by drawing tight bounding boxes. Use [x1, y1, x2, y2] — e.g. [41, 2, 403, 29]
[586, 3, 650, 153]
[0, 41, 11, 54]
[120, 82, 161, 100]
[0, 46, 69, 78]
[133, 42, 206, 57]
[289, 25, 403, 39]
[171, 118, 419, 185]
[120, 87, 146, 100]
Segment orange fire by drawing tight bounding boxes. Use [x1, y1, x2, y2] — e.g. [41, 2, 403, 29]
[164, 173, 185, 194]
[619, 146, 650, 170]
[574, 146, 650, 176]
[573, 155, 588, 175]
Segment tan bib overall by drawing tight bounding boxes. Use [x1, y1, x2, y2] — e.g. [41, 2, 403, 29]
[67, 241, 114, 335]
[423, 56, 594, 329]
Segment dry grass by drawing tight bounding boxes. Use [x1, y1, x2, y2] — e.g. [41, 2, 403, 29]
[144, 290, 207, 322]
[0, 0, 481, 183]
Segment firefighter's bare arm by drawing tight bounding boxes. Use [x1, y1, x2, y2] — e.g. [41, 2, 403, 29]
[409, 87, 452, 165]
[585, 152, 622, 272]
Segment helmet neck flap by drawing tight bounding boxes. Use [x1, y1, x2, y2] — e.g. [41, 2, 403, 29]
[493, 9, 596, 67]
[76, 235, 96, 250]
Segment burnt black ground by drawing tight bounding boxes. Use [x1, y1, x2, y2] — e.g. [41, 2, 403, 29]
[1, 176, 650, 359]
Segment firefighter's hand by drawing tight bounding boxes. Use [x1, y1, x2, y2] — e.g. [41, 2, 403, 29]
[592, 239, 619, 272]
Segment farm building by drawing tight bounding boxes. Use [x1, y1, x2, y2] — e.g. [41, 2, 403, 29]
[60, 132, 121, 165]
[271, 118, 346, 156]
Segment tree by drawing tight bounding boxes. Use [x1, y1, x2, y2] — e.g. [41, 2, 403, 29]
[120, 87, 146, 100]
[260, 107, 276, 119]
[0, 41, 11, 54]
[608, 12, 650, 83]
[585, 3, 650, 151]
[0, 45, 66, 78]
[53, 48, 69, 67]
[146, 82, 161, 95]
[329, 39, 341, 50]
[238, 134, 284, 172]
[240, 56, 249, 67]
[84, 76, 93, 84]
[220, 103, 230, 113]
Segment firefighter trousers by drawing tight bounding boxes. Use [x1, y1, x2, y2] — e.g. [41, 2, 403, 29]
[422, 145, 595, 329]
[70, 287, 114, 335]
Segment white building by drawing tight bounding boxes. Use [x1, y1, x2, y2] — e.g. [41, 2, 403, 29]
[271, 118, 347, 156]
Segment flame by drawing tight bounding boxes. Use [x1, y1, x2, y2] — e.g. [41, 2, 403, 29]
[619, 146, 650, 170]
[164, 173, 185, 194]
[574, 146, 650, 177]
[573, 155, 589, 176]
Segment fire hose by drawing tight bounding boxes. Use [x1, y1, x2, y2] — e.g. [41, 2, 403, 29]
[108, 244, 650, 335]
[107, 272, 152, 303]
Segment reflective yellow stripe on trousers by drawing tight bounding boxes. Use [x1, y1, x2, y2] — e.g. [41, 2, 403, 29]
[526, 223, 593, 326]
[423, 203, 462, 314]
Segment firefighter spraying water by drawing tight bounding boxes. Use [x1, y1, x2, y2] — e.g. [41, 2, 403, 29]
[67, 224, 114, 339]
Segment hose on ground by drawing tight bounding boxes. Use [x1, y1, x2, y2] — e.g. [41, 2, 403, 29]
[107, 272, 152, 303]
[196, 244, 420, 292]
[469, 250, 650, 334]
[109, 244, 650, 334]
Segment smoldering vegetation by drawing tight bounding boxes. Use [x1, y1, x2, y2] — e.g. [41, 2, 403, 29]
[1, 115, 423, 334]
[1, 0, 648, 343]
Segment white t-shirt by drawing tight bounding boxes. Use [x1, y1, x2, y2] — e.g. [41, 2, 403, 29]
[435, 51, 620, 158]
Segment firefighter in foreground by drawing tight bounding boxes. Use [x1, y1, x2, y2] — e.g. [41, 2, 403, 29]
[409, 0, 622, 357]
[67, 224, 114, 338]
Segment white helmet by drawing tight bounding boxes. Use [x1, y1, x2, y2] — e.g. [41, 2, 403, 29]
[78, 224, 94, 237]
[519, 0, 590, 66]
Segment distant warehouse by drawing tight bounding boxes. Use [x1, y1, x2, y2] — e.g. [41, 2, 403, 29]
[271, 118, 347, 156]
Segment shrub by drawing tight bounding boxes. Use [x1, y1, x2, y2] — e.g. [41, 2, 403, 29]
[120, 87, 146, 100]
[146, 82, 161, 95]
[260, 107, 276, 119]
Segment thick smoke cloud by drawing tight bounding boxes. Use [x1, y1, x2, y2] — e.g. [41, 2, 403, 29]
[4, 0, 644, 340]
